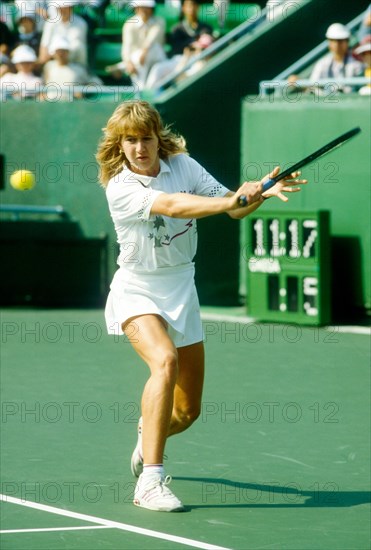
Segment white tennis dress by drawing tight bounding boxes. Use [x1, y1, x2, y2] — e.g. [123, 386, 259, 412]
[105, 153, 230, 347]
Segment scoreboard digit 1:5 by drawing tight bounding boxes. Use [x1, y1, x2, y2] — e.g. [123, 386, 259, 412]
[244, 210, 331, 325]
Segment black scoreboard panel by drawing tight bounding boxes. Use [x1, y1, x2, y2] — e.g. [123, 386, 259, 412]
[244, 211, 331, 325]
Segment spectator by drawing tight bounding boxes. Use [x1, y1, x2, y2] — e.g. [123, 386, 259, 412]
[43, 36, 101, 99]
[353, 35, 371, 95]
[14, 1, 42, 55]
[170, 0, 213, 56]
[0, 44, 42, 99]
[39, 0, 88, 66]
[121, 0, 166, 91]
[309, 23, 363, 93]
[146, 31, 214, 89]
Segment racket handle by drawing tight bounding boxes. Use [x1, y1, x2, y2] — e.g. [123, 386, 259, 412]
[237, 178, 276, 207]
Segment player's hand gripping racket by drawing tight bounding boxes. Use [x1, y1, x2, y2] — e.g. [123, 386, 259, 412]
[238, 126, 361, 207]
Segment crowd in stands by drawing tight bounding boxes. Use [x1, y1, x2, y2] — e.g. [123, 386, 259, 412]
[0, 0, 370, 100]
[288, 12, 371, 96]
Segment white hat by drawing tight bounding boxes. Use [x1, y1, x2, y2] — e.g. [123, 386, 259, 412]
[325, 23, 350, 40]
[15, 1, 37, 20]
[132, 0, 156, 8]
[11, 44, 37, 63]
[49, 36, 70, 54]
[354, 37, 371, 56]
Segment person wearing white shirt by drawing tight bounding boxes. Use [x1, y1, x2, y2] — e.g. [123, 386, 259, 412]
[1, 44, 42, 99]
[43, 36, 101, 100]
[310, 23, 363, 93]
[121, 0, 166, 90]
[96, 100, 307, 513]
[39, 0, 88, 66]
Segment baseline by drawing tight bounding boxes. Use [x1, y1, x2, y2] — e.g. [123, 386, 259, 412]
[0, 495, 232, 550]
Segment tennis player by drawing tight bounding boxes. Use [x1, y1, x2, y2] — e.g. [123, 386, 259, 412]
[96, 100, 306, 512]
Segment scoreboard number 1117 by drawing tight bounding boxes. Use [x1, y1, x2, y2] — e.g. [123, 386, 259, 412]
[245, 210, 331, 325]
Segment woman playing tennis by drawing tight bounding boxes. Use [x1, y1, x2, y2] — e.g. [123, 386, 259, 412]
[96, 100, 306, 512]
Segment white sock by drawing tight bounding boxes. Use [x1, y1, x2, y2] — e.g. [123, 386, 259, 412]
[142, 464, 164, 479]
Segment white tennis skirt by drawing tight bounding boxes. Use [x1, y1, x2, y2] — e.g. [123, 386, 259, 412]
[105, 263, 203, 348]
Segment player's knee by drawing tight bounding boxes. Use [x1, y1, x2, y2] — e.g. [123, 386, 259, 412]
[174, 404, 201, 429]
[157, 350, 178, 383]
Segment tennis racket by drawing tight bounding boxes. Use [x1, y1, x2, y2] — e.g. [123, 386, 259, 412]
[238, 126, 362, 207]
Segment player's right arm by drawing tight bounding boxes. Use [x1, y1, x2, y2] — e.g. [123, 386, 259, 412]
[150, 181, 262, 219]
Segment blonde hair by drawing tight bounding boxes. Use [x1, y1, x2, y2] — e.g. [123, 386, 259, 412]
[96, 100, 188, 186]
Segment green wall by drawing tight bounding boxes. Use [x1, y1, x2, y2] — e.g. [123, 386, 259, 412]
[241, 94, 371, 314]
[1, 101, 122, 278]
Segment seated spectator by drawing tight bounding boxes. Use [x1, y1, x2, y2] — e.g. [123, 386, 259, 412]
[309, 23, 363, 93]
[121, 0, 166, 91]
[353, 35, 371, 95]
[14, 1, 42, 55]
[146, 31, 214, 89]
[289, 23, 364, 95]
[0, 44, 42, 99]
[170, 0, 213, 56]
[43, 36, 101, 99]
[39, 0, 88, 66]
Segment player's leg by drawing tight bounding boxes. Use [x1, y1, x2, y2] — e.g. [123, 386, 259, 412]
[124, 314, 184, 511]
[169, 341, 205, 436]
[123, 314, 178, 465]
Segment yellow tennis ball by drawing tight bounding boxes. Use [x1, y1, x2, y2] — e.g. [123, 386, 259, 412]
[10, 169, 36, 191]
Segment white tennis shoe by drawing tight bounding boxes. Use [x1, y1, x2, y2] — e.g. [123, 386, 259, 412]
[133, 473, 185, 512]
[130, 416, 143, 478]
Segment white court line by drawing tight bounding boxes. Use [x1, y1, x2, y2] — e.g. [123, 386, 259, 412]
[201, 313, 370, 335]
[0, 494, 233, 550]
[0, 526, 111, 534]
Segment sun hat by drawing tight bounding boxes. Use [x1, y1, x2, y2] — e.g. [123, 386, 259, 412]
[11, 44, 37, 63]
[49, 36, 71, 54]
[353, 35, 371, 59]
[132, 0, 156, 8]
[325, 23, 350, 40]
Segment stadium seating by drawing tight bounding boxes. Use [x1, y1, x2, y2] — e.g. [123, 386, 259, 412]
[91, 3, 259, 79]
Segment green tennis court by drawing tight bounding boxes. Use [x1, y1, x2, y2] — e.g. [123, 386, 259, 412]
[1, 307, 370, 550]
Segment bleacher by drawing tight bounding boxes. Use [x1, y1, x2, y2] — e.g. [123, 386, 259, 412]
[89, 2, 260, 80]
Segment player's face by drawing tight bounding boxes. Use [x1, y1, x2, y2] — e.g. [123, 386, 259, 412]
[121, 132, 160, 177]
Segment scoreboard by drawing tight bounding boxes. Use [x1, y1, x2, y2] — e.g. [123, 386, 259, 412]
[244, 210, 331, 325]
